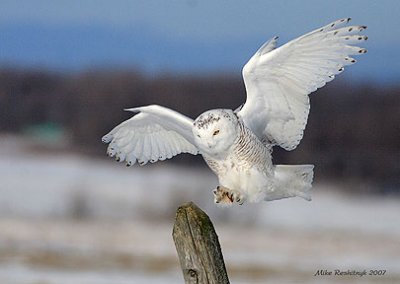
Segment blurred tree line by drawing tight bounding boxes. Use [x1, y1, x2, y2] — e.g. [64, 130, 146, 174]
[0, 68, 399, 193]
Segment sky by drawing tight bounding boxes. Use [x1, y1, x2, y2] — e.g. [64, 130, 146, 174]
[1, 0, 400, 84]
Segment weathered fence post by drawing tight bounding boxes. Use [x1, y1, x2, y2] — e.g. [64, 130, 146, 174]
[172, 202, 230, 284]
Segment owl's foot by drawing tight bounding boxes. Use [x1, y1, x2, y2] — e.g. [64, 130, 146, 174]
[213, 186, 245, 205]
[213, 186, 233, 205]
[233, 191, 245, 205]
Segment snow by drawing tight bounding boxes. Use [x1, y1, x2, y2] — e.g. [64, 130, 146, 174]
[0, 135, 399, 283]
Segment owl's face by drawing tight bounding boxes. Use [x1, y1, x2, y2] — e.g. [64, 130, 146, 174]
[193, 109, 239, 156]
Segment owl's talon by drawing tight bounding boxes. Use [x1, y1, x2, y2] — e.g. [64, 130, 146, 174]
[213, 185, 235, 205]
[213, 186, 245, 205]
[236, 197, 243, 204]
[231, 191, 245, 205]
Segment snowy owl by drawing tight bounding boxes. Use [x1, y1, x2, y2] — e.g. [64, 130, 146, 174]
[102, 18, 367, 206]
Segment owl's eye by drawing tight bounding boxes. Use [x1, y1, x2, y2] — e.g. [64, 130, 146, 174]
[213, 130, 220, 136]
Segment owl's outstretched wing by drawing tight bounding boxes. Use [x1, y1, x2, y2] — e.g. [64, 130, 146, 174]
[238, 18, 367, 150]
[102, 105, 199, 166]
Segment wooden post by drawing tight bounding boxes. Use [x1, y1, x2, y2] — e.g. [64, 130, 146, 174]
[172, 202, 230, 284]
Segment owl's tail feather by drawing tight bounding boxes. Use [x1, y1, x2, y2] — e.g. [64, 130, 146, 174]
[268, 164, 314, 201]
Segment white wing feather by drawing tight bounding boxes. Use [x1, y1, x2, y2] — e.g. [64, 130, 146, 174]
[102, 105, 199, 166]
[238, 18, 367, 150]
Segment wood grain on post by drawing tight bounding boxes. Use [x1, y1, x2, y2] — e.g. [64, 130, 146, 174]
[172, 202, 230, 284]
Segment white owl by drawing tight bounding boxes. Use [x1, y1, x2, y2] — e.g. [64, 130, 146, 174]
[102, 18, 367, 206]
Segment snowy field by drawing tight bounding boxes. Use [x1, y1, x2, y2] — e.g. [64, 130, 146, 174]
[0, 135, 399, 283]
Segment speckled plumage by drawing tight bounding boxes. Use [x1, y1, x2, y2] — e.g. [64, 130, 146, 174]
[102, 18, 367, 205]
[202, 117, 273, 180]
[201, 115, 274, 203]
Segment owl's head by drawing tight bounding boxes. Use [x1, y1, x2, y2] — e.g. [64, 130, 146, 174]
[193, 109, 239, 156]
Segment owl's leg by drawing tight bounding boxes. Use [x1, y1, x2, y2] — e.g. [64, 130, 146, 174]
[213, 186, 245, 205]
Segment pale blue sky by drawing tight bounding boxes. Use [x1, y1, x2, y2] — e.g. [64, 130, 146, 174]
[1, 0, 398, 40]
[1, 0, 399, 83]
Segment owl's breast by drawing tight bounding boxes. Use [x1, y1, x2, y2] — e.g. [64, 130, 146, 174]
[202, 121, 273, 190]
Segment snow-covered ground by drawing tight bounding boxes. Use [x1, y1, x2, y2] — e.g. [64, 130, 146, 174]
[0, 135, 399, 283]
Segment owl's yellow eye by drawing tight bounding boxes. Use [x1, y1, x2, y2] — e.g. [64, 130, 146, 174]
[213, 130, 220, 136]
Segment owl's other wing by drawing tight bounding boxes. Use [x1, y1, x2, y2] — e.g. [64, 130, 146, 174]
[102, 105, 199, 166]
[238, 18, 367, 150]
